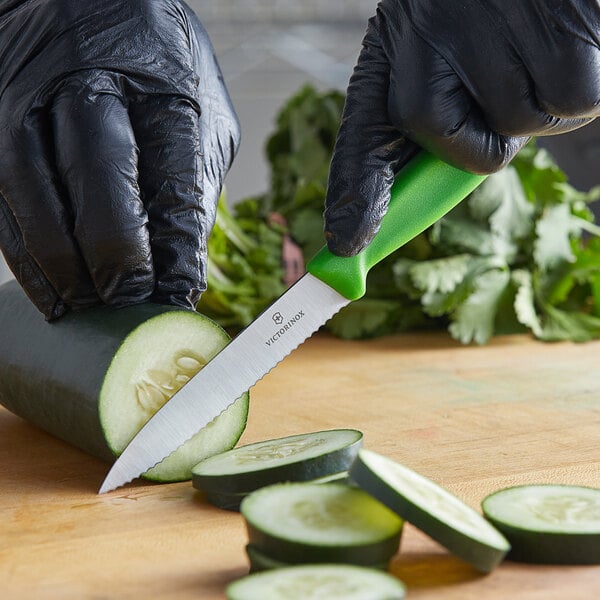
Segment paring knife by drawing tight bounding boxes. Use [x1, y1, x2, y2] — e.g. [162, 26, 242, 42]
[99, 152, 486, 494]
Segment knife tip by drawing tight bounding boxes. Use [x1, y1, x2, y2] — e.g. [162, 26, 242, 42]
[98, 465, 134, 495]
[98, 477, 119, 495]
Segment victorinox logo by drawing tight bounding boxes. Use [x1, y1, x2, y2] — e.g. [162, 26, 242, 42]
[265, 310, 306, 346]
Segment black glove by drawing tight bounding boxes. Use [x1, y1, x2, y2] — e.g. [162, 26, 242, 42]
[325, 0, 600, 257]
[0, 0, 239, 319]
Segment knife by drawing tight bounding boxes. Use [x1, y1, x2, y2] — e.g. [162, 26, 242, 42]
[99, 151, 486, 494]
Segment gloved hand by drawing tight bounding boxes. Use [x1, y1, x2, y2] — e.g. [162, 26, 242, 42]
[0, 0, 239, 319]
[325, 0, 600, 257]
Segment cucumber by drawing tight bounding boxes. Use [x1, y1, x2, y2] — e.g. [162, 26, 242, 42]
[244, 544, 389, 574]
[482, 484, 600, 564]
[204, 489, 248, 512]
[226, 564, 406, 600]
[245, 543, 291, 572]
[349, 449, 510, 572]
[308, 471, 351, 485]
[240, 482, 403, 566]
[192, 429, 362, 495]
[203, 469, 352, 513]
[0, 280, 249, 482]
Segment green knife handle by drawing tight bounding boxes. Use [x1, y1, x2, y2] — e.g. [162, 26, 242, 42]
[306, 151, 487, 300]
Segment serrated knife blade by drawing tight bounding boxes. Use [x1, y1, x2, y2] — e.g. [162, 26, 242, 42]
[99, 151, 487, 493]
[99, 273, 348, 493]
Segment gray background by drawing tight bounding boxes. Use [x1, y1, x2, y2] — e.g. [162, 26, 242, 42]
[1, 0, 598, 285]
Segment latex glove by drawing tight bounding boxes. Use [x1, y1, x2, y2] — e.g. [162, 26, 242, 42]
[0, 0, 239, 319]
[325, 0, 600, 257]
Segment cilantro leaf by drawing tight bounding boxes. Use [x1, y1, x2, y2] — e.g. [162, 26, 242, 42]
[470, 167, 534, 242]
[327, 299, 400, 339]
[534, 204, 582, 270]
[409, 254, 472, 295]
[417, 256, 501, 318]
[449, 269, 511, 344]
[512, 269, 543, 337]
[539, 304, 600, 342]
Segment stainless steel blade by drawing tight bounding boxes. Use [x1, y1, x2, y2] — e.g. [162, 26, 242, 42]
[99, 273, 349, 493]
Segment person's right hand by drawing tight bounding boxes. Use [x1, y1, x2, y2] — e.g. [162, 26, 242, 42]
[324, 0, 600, 257]
[0, 0, 239, 320]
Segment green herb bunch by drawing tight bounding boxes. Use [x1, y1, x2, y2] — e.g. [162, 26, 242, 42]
[199, 85, 600, 344]
[198, 190, 286, 329]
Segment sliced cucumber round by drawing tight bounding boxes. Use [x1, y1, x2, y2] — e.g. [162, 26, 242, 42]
[192, 429, 362, 494]
[240, 482, 403, 566]
[226, 564, 406, 600]
[482, 484, 600, 564]
[350, 449, 510, 573]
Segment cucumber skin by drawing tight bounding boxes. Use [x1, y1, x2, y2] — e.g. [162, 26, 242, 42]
[204, 489, 248, 512]
[245, 521, 399, 567]
[245, 544, 389, 574]
[203, 472, 353, 513]
[0, 281, 177, 461]
[192, 431, 362, 494]
[350, 456, 508, 573]
[0, 280, 243, 470]
[483, 517, 600, 565]
[246, 544, 291, 573]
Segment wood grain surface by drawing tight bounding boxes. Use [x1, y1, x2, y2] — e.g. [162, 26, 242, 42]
[1, 332, 599, 599]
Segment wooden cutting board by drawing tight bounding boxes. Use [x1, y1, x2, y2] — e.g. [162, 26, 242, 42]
[1, 332, 598, 599]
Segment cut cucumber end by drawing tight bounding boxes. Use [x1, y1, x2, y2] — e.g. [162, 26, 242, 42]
[350, 449, 510, 573]
[99, 310, 249, 482]
[482, 484, 600, 565]
[226, 564, 406, 600]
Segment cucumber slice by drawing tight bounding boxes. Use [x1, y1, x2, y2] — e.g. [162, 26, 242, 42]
[204, 489, 248, 512]
[308, 471, 351, 485]
[226, 564, 406, 600]
[240, 482, 403, 566]
[0, 280, 249, 482]
[192, 429, 362, 494]
[203, 471, 352, 513]
[245, 543, 290, 572]
[482, 484, 600, 564]
[350, 449, 510, 572]
[245, 544, 389, 574]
